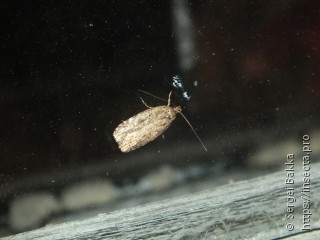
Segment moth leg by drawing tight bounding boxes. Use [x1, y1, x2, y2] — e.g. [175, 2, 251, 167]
[140, 97, 152, 108]
[167, 91, 172, 107]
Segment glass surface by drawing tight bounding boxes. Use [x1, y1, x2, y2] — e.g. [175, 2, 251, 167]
[1, 0, 319, 237]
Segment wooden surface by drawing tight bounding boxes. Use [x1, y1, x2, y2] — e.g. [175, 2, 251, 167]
[2, 162, 320, 240]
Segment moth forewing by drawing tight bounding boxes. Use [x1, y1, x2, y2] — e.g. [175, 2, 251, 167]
[113, 91, 207, 152]
[113, 105, 181, 152]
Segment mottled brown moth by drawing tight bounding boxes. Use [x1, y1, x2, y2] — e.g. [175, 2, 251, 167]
[113, 91, 207, 153]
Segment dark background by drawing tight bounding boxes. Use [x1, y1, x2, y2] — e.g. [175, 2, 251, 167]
[1, 1, 177, 174]
[0, 0, 319, 228]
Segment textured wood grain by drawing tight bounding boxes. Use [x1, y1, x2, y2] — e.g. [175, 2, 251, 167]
[3, 162, 320, 240]
[113, 105, 181, 152]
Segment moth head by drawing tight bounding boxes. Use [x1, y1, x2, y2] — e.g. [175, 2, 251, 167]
[174, 106, 182, 113]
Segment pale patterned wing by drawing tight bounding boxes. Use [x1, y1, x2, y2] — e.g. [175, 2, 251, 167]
[113, 106, 177, 152]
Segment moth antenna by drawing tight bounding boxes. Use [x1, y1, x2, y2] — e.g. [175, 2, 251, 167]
[178, 111, 208, 152]
[138, 90, 168, 103]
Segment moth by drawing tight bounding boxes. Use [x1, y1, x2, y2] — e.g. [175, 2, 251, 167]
[113, 91, 207, 153]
